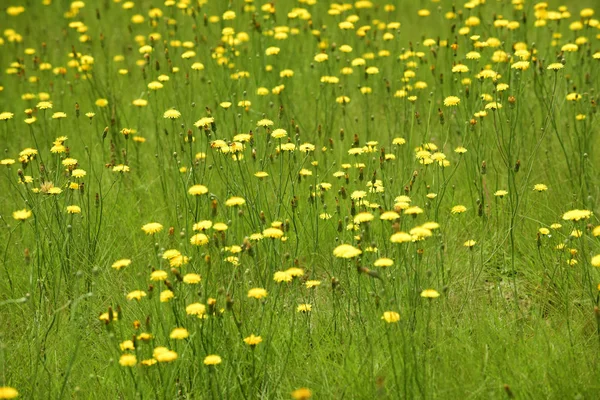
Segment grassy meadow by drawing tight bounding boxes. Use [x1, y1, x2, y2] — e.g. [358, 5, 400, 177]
[1, 0, 600, 398]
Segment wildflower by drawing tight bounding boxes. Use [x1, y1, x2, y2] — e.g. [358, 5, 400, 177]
[420, 289, 440, 298]
[291, 388, 312, 400]
[186, 303, 207, 316]
[0, 386, 19, 399]
[562, 210, 592, 221]
[248, 288, 267, 299]
[592, 255, 600, 267]
[188, 185, 208, 195]
[451, 205, 467, 214]
[494, 190, 508, 198]
[12, 209, 32, 221]
[66, 205, 81, 214]
[444, 96, 460, 106]
[150, 270, 168, 281]
[163, 109, 181, 119]
[142, 222, 163, 234]
[511, 61, 530, 70]
[160, 290, 174, 302]
[243, 334, 262, 347]
[119, 354, 137, 367]
[263, 227, 284, 239]
[382, 311, 400, 323]
[374, 258, 394, 268]
[305, 280, 322, 288]
[533, 184, 548, 192]
[333, 244, 362, 258]
[204, 355, 222, 366]
[112, 259, 131, 270]
[183, 273, 201, 284]
[126, 290, 147, 301]
[464, 240, 476, 248]
[390, 232, 412, 243]
[170, 328, 189, 340]
[225, 197, 245, 207]
[297, 304, 312, 313]
[547, 63, 564, 71]
[0, 112, 14, 120]
[155, 349, 178, 363]
[274, 271, 293, 283]
[190, 233, 209, 246]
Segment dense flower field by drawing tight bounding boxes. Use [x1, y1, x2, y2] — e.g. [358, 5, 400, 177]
[1, 0, 600, 398]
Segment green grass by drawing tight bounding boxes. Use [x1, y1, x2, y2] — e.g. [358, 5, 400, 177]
[1, 0, 600, 398]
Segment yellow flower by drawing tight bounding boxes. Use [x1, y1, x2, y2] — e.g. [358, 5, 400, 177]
[126, 290, 146, 301]
[291, 388, 312, 400]
[248, 288, 267, 299]
[66, 205, 81, 214]
[273, 271, 293, 283]
[163, 109, 181, 119]
[547, 63, 564, 71]
[183, 273, 201, 284]
[243, 334, 262, 346]
[390, 232, 412, 243]
[119, 354, 137, 367]
[451, 205, 467, 214]
[562, 209, 592, 221]
[141, 222, 163, 234]
[591, 255, 600, 267]
[374, 258, 394, 267]
[12, 209, 32, 221]
[155, 349, 178, 363]
[333, 244, 362, 258]
[464, 240, 477, 248]
[420, 289, 440, 299]
[0, 387, 19, 399]
[204, 355, 222, 365]
[150, 270, 168, 281]
[444, 96, 460, 106]
[305, 280, 322, 288]
[112, 259, 131, 270]
[170, 327, 189, 340]
[297, 304, 312, 313]
[160, 290, 174, 302]
[186, 303, 207, 316]
[382, 311, 400, 323]
[263, 227, 284, 239]
[533, 184, 548, 192]
[190, 233, 209, 246]
[511, 61, 530, 70]
[188, 184, 208, 195]
[225, 196, 245, 207]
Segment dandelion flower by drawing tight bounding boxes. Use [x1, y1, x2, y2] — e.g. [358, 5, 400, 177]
[142, 222, 163, 234]
[291, 388, 312, 400]
[297, 304, 312, 313]
[248, 288, 268, 299]
[170, 327, 189, 340]
[126, 290, 146, 301]
[562, 209, 592, 221]
[420, 289, 440, 298]
[333, 244, 362, 258]
[12, 209, 32, 221]
[444, 96, 461, 106]
[382, 311, 400, 323]
[204, 355, 222, 366]
[451, 205, 467, 214]
[243, 334, 262, 347]
[119, 354, 137, 367]
[163, 109, 181, 119]
[112, 259, 131, 270]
